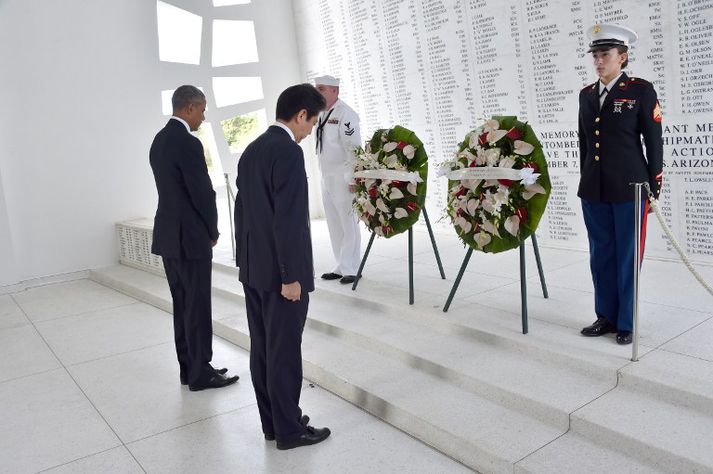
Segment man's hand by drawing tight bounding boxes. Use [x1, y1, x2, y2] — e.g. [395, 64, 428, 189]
[281, 281, 302, 301]
[348, 184, 356, 193]
[211, 239, 218, 247]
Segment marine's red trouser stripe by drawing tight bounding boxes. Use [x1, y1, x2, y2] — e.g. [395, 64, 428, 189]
[639, 200, 650, 263]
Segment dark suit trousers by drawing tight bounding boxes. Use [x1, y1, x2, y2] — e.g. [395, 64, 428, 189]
[162, 257, 214, 385]
[243, 283, 308, 441]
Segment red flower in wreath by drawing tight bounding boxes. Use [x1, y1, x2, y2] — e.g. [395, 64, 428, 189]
[506, 127, 523, 140]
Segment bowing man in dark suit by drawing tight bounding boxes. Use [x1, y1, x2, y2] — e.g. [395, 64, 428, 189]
[577, 25, 664, 345]
[150, 85, 239, 391]
[234, 84, 330, 450]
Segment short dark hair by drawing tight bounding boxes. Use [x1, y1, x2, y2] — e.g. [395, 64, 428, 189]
[592, 45, 629, 69]
[275, 84, 326, 121]
[172, 85, 205, 112]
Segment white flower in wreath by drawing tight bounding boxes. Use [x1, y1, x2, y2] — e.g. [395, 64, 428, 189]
[394, 208, 408, 219]
[455, 216, 473, 234]
[378, 213, 386, 225]
[467, 131, 481, 149]
[402, 144, 416, 160]
[365, 178, 376, 189]
[462, 179, 481, 190]
[495, 185, 510, 206]
[474, 231, 492, 248]
[481, 219, 501, 238]
[485, 148, 501, 166]
[374, 226, 384, 236]
[499, 156, 516, 169]
[389, 187, 404, 200]
[504, 215, 520, 237]
[384, 154, 399, 168]
[359, 213, 370, 224]
[481, 192, 497, 214]
[459, 149, 477, 165]
[466, 198, 479, 216]
[407, 182, 418, 195]
[363, 200, 376, 216]
[523, 182, 546, 200]
[383, 142, 398, 153]
[513, 140, 535, 156]
[483, 119, 507, 144]
[376, 198, 389, 213]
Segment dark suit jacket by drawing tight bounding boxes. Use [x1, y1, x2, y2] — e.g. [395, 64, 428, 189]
[150, 119, 219, 259]
[234, 125, 314, 292]
[578, 72, 664, 202]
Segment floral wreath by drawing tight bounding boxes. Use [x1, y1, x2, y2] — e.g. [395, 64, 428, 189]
[440, 116, 551, 253]
[352, 126, 428, 237]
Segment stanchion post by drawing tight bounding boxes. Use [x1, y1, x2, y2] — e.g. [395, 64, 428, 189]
[631, 183, 643, 362]
[224, 173, 236, 261]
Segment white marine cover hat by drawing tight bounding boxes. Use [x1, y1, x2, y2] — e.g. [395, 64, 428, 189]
[586, 24, 638, 52]
[314, 75, 340, 87]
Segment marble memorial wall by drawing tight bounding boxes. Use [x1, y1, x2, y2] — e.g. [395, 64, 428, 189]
[294, 0, 713, 263]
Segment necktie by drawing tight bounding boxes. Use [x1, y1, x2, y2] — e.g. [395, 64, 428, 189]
[599, 87, 608, 109]
[315, 108, 334, 153]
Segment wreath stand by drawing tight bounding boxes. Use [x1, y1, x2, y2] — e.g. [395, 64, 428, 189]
[442, 233, 549, 334]
[352, 208, 445, 304]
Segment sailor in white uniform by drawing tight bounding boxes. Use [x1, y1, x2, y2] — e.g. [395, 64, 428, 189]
[314, 75, 362, 284]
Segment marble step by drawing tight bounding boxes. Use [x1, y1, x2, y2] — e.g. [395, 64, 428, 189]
[212, 261, 637, 382]
[91, 264, 713, 473]
[91, 264, 567, 472]
[210, 264, 623, 429]
[517, 348, 713, 473]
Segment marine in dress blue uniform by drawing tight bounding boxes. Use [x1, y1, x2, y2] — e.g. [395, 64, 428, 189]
[578, 25, 664, 345]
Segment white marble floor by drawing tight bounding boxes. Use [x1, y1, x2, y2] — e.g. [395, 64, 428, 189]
[0, 281, 472, 473]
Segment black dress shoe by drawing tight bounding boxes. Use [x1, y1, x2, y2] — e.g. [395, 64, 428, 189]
[264, 415, 310, 441]
[321, 272, 343, 280]
[276, 426, 331, 450]
[581, 316, 616, 337]
[616, 331, 632, 345]
[339, 275, 356, 284]
[181, 366, 229, 385]
[189, 373, 239, 392]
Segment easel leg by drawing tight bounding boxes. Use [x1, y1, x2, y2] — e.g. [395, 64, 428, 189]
[520, 242, 529, 334]
[408, 227, 414, 305]
[531, 233, 548, 299]
[443, 247, 474, 312]
[352, 232, 375, 291]
[422, 208, 446, 279]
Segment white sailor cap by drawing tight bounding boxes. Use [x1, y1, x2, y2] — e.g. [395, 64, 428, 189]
[314, 75, 340, 87]
[586, 24, 637, 53]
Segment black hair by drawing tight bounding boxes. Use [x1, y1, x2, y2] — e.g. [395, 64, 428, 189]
[275, 84, 326, 121]
[172, 85, 205, 111]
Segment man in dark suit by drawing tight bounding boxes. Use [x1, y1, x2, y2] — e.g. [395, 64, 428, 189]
[150, 85, 239, 390]
[577, 25, 664, 345]
[234, 84, 330, 450]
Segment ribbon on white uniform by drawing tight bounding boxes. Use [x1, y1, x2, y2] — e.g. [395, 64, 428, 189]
[353, 169, 423, 183]
[446, 167, 540, 185]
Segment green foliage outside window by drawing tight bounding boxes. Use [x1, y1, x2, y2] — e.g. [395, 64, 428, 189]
[221, 113, 259, 153]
